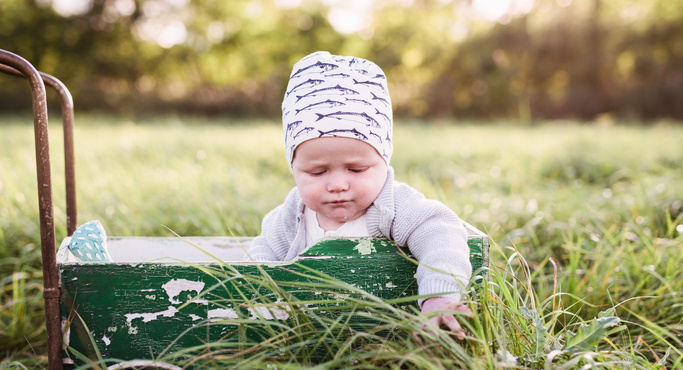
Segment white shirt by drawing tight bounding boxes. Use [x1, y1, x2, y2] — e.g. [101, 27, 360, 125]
[304, 206, 370, 247]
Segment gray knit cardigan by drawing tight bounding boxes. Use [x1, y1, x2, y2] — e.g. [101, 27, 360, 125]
[245, 168, 472, 304]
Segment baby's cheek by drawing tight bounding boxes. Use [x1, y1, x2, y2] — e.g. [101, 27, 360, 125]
[300, 187, 323, 206]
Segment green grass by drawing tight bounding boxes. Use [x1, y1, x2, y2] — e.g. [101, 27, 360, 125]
[1, 115, 682, 368]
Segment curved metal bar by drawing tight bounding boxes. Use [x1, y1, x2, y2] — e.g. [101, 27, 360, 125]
[0, 64, 77, 235]
[0, 50, 63, 370]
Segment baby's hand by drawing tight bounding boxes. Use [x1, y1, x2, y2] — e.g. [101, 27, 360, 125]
[416, 297, 472, 341]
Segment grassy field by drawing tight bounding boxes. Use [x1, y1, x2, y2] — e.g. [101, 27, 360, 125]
[1, 115, 682, 368]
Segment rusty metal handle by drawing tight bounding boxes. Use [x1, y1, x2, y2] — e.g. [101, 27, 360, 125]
[0, 63, 77, 235]
[0, 49, 63, 370]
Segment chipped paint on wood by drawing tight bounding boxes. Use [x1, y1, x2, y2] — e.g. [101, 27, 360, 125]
[208, 308, 239, 320]
[61, 320, 70, 346]
[125, 306, 179, 324]
[59, 230, 488, 365]
[353, 239, 376, 255]
[248, 302, 291, 321]
[162, 279, 205, 304]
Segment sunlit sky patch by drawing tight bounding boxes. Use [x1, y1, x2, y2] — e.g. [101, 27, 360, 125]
[49, 0, 92, 16]
[273, 0, 303, 8]
[308, 0, 537, 35]
[321, 0, 376, 35]
[472, 0, 513, 21]
[470, 0, 536, 22]
[135, 0, 190, 48]
[48, 0, 539, 47]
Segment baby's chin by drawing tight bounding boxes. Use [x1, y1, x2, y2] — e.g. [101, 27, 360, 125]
[317, 209, 366, 229]
[331, 208, 367, 221]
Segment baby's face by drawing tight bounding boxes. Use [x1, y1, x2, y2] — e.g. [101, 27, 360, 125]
[291, 137, 388, 231]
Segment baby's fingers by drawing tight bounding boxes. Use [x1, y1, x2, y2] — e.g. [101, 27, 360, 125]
[452, 304, 474, 318]
[441, 314, 465, 340]
[412, 316, 440, 345]
[429, 315, 442, 329]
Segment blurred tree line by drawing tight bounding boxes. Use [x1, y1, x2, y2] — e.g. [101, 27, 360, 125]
[0, 0, 682, 121]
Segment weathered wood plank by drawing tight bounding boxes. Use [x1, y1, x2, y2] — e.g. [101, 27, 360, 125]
[59, 231, 488, 365]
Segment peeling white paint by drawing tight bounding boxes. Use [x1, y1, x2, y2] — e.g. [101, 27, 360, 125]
[247, 299, 290, 321]
[353, 239, 376, 255]
[161, 279, 205, 304]
[108, 326, 117, 332]
[61, 319, 71, 346]
[248, 306, 290, 321]
[385, 282, 397, 288]
[102, 334, 111, 346]
[125, 306, 179, 323]
[208, 308, 239, 320]
[145, 295, 156, 300]
[125, 305, 178, 334]
[189, 314, 202, 321]
[109, 360, 181, 370]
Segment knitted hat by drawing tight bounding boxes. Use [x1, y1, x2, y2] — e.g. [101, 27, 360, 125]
[282, 51, 393, 167]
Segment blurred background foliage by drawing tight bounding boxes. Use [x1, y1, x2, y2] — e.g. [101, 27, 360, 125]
[1, 0, 682, 120]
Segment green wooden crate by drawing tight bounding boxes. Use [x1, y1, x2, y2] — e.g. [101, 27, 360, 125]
[57, 223, 488, 366]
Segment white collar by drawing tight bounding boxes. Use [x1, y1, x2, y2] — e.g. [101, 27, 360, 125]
[303, 206, 370, 247]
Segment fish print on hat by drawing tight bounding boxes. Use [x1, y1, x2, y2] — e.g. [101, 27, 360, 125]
[282, 51, 393, 167]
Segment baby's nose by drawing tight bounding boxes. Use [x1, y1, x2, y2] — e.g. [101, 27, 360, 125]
[327, 173, 349, 192]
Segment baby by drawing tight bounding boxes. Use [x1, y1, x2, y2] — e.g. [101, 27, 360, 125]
[246, 51, 472, 335]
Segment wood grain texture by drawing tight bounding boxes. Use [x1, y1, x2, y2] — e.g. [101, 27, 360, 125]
[59, 233, 488, 365]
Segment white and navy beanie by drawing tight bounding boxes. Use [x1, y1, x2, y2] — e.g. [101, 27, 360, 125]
[282, 51, 393, 167]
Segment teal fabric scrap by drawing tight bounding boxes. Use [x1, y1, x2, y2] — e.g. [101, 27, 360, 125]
[68, 220, 112, 262]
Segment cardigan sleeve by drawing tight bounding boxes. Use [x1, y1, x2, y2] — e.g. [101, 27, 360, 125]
[243, 207, 286, 261]
[391, 183, 472, 303]
[243, 188, 302, 262]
